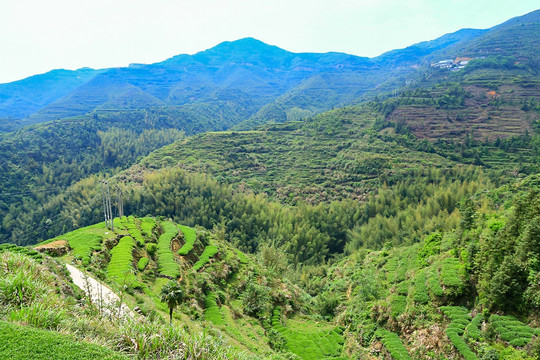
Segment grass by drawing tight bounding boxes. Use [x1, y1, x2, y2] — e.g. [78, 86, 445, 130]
[192, 245, 218, 271]
[178, 225, 197, 256]
[0, 320, 127, 359]
[107, 236, 136, 286]
[375, 329, 412, 360]
[156, 221, 180, 278]
[490, 315, 536, 347]
[0, 244, 42, 262]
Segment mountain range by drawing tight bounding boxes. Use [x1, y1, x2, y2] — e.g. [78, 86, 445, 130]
[1, 9, 538, 133]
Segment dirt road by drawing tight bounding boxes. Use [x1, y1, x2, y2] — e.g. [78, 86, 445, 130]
[66, 263, 133, 318]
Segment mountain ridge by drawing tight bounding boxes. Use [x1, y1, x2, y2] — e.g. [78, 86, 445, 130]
[1, 9, 537, 130]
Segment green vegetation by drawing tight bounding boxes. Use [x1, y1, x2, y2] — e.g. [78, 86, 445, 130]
[375, 329, 412, 360]
[465, 313, 484, 341]
[140, 217, 156, 240]
[160, 281, 184, 325]
[269, 308, 345, 359]
[1, 12, 540, 360]
[137, 257, 149, 271]
[0, 321, 128, 360]
[107, 236, 136, 286]
[122, 216, 144, 246]
[0, 244, 42, 262]
[178, 225, 197, 256]
[156, 221, 180, 278]
[61, 231, 103, 266]
[412, 269, 429, 304]
[204, 292, 225, 325]
[490, 315, 536, 347]
[193, 245, 218, 271]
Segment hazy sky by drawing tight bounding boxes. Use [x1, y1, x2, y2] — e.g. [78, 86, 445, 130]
[0, 0, 538, 83]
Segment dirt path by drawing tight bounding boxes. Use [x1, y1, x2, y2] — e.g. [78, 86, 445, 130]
[66, 263, 133, 318]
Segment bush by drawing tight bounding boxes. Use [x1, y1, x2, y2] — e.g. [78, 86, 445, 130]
[62, 231, 102, 266]
[490, 315, 535, 347]
[192, 245, 218, 271]
[137, 257, 149, 272]
[204, 292, 224, 325]
[242, 282, 271, 318]
[375, 329, 412, 360]
[413, 269, 429, 304]
[107, 236, 137, 286]
[465, 313, 484, 341]
[156, 222, 180, 278]
[178, 225, 197, 256]
[145, 243, 157, 258]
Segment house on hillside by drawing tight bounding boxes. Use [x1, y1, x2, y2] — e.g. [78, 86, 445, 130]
[454, 57, 472, 66]
[432, 60, 453, 69]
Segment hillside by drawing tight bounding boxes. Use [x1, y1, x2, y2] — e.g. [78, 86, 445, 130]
[6, 216, 345, 359]
[1, 175, 539, 359]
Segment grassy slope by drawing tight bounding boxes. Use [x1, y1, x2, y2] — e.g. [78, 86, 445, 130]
[0, 321, 128, 360]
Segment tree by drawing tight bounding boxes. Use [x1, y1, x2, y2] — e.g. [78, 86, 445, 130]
[160, 281, 184, 325]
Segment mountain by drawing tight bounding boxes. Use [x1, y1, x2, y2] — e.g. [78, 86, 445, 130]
[0, 68, 101, 130]
[3, 10, 537, 132]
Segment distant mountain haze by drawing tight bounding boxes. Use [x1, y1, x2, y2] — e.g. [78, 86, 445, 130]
[0, 9, 538, 132]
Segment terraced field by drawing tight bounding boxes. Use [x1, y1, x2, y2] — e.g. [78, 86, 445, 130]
[270, 308, 345, 360]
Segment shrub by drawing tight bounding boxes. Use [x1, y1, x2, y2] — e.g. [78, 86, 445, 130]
[440, 257, 465, 296]
[418, 232, 442, 266]
[204, 292, 224, 325]
[242, 282, 271, 318]
[413, 269, 429, 304]
[192, 245, 218, 271]
[156, 222, 180, 278]
[107, 236, 137, 286]
[62, 231, 102, 266]
[123, 216, 145, 246]
[390, 295, 407, 318]
[178, 225, 197, 256]
[427, 263, 444, 297]
[140, 217, 156, 240]
[490, 315, 535, 347]
[145, 243, 157, 258]
[375, 329, 412, 360]
[446, 329, 478, 360]
[137, 257, 149, 272]
[465, 313, 484, 341]
[0, 244, 42, 262]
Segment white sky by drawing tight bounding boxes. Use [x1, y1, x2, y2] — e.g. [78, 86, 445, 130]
[0, 0, 538, 83]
